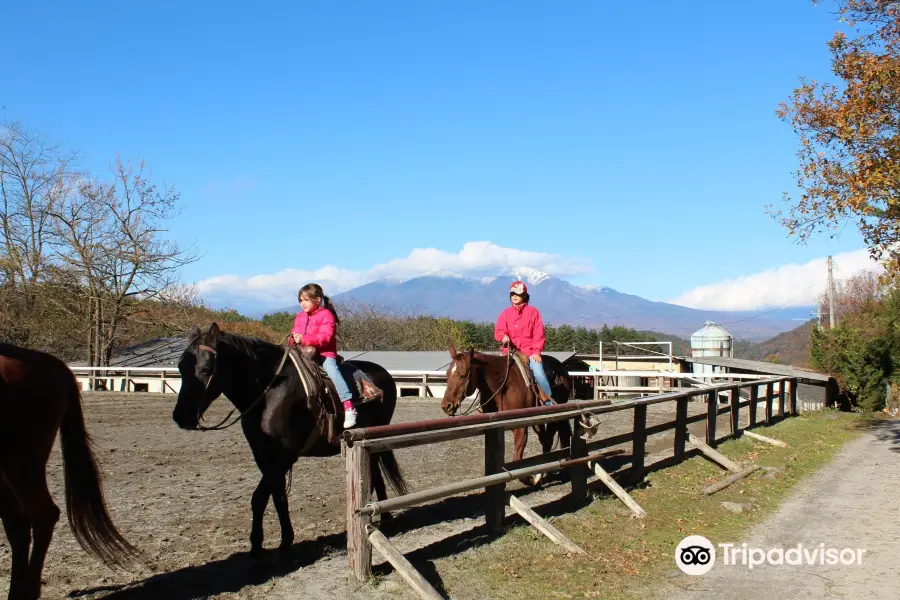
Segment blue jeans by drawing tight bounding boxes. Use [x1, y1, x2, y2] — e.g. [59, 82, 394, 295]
[323, 357, 353, 402]
[529, 357, 553, 399]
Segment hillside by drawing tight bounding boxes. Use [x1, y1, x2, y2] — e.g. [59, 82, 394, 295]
[734, 320, 815, 367]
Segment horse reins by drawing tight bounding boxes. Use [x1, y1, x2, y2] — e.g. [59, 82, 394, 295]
[195, 342, 291, 432]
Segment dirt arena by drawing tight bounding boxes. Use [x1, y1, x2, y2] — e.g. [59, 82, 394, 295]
[0, 392, 716, 599]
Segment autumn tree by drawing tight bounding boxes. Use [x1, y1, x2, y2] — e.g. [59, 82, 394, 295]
[774, 1, 900, 273]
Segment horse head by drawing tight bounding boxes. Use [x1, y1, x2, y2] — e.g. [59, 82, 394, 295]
[173, 322, 226, 430]
[442, 345, 478, 416]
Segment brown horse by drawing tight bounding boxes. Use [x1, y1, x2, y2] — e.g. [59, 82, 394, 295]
[0, 343, 138, 600]
[440, 345, 572, 485]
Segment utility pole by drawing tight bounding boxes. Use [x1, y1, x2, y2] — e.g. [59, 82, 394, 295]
[810, 308, 825, 326]
[827, 255, 836, 329]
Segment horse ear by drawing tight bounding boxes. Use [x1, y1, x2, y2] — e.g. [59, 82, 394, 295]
[449, 344, 457, 358]
[187, 325, 200, 341]
[208, 322, 221, 344]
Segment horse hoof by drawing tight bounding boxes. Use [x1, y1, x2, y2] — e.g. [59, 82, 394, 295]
[520, 475, 540, 487]
[278, 542, 293, 556]
[250, 547, 266, 561]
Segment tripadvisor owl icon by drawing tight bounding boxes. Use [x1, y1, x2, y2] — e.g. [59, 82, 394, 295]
[676, 535, 716, 575]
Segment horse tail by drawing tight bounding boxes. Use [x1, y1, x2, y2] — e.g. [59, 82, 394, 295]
[375, 450, 409, 496]
[59, 370, 140, 568]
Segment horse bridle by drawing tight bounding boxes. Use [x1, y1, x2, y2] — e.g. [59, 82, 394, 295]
[192, 342, 290, 432]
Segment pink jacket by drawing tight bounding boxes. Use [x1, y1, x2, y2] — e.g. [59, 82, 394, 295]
[494, 304, 546, 357]
[291, 307, 337, 358]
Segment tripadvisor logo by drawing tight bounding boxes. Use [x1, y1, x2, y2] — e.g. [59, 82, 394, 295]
[675, 536, 868, 575]
[675, 535, 715, 576]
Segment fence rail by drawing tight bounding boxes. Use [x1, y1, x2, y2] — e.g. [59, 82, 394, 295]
[342, 376, 798, 595]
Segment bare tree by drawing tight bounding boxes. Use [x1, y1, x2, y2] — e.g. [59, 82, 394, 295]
[51, 158, 199, 365]
[818, 269, 890, 325]
[0, 120, 77, 344]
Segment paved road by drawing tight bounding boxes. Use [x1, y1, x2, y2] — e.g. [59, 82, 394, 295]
[662, 418, 900, 600]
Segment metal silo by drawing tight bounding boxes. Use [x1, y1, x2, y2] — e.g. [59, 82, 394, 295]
[690, 321, 733, 376]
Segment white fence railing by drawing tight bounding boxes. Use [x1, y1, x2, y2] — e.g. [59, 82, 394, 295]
[67, 365, 778, 396]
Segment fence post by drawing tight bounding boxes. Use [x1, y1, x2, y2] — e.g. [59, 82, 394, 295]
[706, 390, 717, 446]
[765, 382, 774, 424]
[484, 429, 505, 530]
[730, 387, 740, 437]
[789, 378, 798, 415]
[346, 443, 372, 582]
[778, 381, 786, 417]
[674, 397, 688, 456]
[569, 418, 588, 505]
[632, 404, 647, 480]
[749, 385, 758, 427]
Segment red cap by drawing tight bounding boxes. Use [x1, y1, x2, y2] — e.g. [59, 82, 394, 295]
[509, 281, 527, 295]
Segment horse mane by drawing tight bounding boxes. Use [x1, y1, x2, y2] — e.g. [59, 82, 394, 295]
[470, 351, 511, 366]
[218, 332, 284, 362]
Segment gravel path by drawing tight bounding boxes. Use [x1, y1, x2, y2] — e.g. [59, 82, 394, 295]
[661, 418, 900, 600]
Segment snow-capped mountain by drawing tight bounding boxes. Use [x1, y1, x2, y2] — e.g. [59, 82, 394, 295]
[333, 268, 808, 341]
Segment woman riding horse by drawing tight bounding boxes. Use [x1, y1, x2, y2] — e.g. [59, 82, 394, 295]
[494, 280, 554, 405]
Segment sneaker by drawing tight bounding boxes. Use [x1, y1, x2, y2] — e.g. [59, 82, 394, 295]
[343, 407, 357, 429]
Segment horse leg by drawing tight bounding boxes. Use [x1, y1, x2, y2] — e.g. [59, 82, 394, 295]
[267, 471, 294, 553]
[512, 428, 539, 486]
[249, 477, 271, 559]
[369, 458, 392, 522]
[2, 460, 59, 600]
[20, 483, 58, 599]
[0, 474, 30, 600]
[557, 420, 572, 450]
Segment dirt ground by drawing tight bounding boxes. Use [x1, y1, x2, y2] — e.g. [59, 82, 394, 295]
[0, 392, 740, 599]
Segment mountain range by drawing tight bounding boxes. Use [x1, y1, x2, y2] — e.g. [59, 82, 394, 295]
[303, 267, 813, 341]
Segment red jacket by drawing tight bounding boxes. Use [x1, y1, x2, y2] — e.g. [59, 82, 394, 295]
[494, 304, 546, 357]
[291, 307, 337, 358]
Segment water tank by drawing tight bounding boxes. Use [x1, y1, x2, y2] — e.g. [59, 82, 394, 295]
[690, 321, 733, 376]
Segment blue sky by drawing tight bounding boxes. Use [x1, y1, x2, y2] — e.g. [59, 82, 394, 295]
[1, 0, 877, 313]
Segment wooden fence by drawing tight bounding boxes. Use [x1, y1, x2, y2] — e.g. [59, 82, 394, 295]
[341, 376, 798, 598]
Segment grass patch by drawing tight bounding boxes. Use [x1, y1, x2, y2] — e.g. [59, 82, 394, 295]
[433, 410, 863, 600]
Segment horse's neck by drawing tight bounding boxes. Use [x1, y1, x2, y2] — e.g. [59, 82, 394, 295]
[476, 354, 514, 393]
[221, 337, 284, 409]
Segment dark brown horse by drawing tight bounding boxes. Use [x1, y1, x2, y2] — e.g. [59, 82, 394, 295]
[440, 346, 572, 485]
[0, 343, 138, 600]
[172, 323, 408, 558]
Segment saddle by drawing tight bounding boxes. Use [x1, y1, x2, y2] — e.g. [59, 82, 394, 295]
[289, 345, 384, 444]
[510, 351, 554, 406]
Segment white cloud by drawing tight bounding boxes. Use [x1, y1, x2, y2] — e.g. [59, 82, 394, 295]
[669, 249, 884, 311]
[195, 241, 593, 310]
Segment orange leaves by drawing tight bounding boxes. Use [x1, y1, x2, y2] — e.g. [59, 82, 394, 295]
[777, 1, 899, 273]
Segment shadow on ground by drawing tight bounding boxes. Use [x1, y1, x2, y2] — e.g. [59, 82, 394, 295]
[856, 415, 900, 454]
[70, 456, 625, 599]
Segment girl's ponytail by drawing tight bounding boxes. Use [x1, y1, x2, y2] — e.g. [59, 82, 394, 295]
[323, 295, 341, 325]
